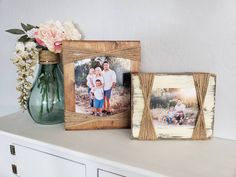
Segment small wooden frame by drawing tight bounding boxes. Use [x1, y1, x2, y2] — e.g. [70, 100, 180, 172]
[131, 73, 216, 140]
[62, 40, 140, 130]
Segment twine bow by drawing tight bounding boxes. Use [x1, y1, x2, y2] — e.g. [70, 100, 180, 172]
[192, 73, 210, 140]
[138, 73, 157, 140]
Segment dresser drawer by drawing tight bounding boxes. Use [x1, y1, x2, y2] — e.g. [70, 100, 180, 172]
[12, 144, 86, 177]
[98, 169, 125, 177]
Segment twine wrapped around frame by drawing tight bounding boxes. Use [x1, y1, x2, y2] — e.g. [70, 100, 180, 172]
[63, 45, 140, 64]
[192, 73, 210, 140]
[73, 46, 140, 61]
[138, 73, 157, 140]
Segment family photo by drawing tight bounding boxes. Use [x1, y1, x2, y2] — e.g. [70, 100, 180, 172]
[74, 56, 131, 117]
[150, 87, 198, 126]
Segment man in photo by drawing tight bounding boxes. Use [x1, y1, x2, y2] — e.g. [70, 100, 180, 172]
[102, 61, 117, 115]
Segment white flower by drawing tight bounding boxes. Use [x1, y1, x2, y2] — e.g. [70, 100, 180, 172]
[63, 21, 82, 40]
[15, 42, 25, 52]
[54, 20, 65, 32]
[25, 42, 37, 50]
[12, 41, 38, 110]
[41, 20, 64, 34]
[26, 28, 37, 38]
[20, 50, 30, 58]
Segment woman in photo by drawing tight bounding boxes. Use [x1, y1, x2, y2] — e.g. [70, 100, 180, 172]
[93, 67, 104, 87]
[86, 68, 95, 113]
[91, 67, 104, 116]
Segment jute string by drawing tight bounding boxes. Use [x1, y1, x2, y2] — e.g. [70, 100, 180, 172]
[39, 50, 59, 64]
[192, 73, 210, 140]
[138, 73, 157, 140]
[63, 46, 140, 64]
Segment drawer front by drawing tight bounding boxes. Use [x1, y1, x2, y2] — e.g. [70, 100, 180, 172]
[13, 144, 86, 177]
[98, 169, 125, 177]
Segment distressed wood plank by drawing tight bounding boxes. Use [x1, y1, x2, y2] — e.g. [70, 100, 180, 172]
[132, 73, 216, 140]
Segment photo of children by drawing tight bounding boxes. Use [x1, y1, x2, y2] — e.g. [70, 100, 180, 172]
[150, 87, 198, 126]
[75, 56, 131, 117]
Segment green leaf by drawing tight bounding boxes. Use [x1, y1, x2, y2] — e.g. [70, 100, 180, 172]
[21, 23, 29, 31]
[28, 38, 35, 42]
[18, 35, 29, 42]
[6, 29, 25, 35]
[37, 45, 47, 50]
[27, 24, 36, 29]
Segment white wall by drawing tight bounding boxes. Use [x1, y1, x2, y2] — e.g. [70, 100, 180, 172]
[0, 0, 236, 140]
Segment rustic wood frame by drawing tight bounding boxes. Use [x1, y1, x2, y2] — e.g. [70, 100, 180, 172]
[62, 40, 140, 130]
[131, 72, 216, 140]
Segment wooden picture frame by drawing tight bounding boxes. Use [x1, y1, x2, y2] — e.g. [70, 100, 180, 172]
[131, 73, 216, 140]
[62, 40, 140, 130]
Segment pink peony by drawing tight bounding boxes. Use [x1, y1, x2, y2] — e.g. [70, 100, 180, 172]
[34, 20, 66, 53]
[34, 31, 45, 46]
[54, 41, 62, 54]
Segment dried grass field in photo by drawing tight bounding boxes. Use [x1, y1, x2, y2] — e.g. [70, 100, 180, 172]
[75, 86, 130, 115]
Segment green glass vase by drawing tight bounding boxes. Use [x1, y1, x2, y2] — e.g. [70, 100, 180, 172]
[28, 50, 64, 124]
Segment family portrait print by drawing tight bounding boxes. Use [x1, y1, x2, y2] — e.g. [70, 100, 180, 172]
[151, 87, 198, 127]
[74, 56, 131, 117]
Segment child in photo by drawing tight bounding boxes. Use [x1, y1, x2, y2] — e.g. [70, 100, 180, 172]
[86, 68, 95, 113]
[90, 79, 104, 116]
[174, 99, 186, 125]
[166, 106, 175, 125]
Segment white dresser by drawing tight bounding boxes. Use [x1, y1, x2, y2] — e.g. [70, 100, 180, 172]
[0, 112, 235, 177]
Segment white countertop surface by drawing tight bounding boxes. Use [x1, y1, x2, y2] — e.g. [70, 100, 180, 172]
[0, 112, 235, 177]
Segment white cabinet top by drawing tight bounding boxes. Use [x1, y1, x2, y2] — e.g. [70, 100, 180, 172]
[0, 112, 236, 177]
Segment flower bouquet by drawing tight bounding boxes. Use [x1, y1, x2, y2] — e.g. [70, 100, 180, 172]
[7, 20, 81, 124]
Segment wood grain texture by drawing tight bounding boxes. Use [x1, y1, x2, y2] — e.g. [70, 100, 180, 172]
[62, 40, 140, 130]
[65, 111, 130, 130]
[63, 63, 75, 112]
[132, 73, 216, 140]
